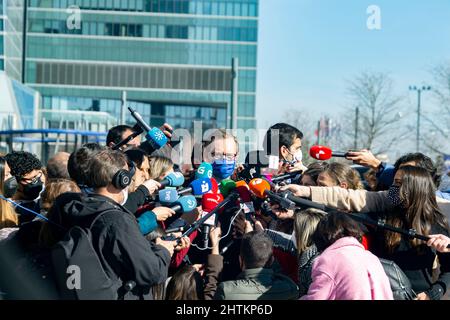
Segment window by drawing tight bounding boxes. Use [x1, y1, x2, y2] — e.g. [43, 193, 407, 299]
[226, 2, 233, 15]
[249, 4, 257, 16]
[150, 24, 158, 37]
[211, 1, 218, 15]
[143, 24, 150, 37]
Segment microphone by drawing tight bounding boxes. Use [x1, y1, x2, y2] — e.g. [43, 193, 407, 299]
[248, 178, 296, 210]
[181, 192, 239, 239]
[129, 107, 168, 150]
[279, 191, 327, 211]
[209, 177, 219, 194]
[219, 179, 236, 197]
[178, 178, 212, 196]
[200, 193, 224, 248]
[309, 145, 348, 161]
[157, 188, 179, 205]
[195, 162, 213, 179]
[159, 172, 185, 188]
[169, 195, 198, 213]
[271, 172, 302, 184]
[235, 180, 256, 224]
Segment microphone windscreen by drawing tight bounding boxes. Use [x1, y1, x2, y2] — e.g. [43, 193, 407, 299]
[137, 211, 158, 235]
[176, 195, 198, 213]
[163, 172, 185, 187]
[201, 193, 224, 213]
[190, 178, 212, 196]
[195, 162, 213, 179]
[219, 179, 236, 197]
[235, 180, 252, 203]
[158, 188, 179, 205]
[249, 178, 271, 199]
[309, 145, 332, 161]
[209, 178, 219, 194]
[145, 127, 168, 150]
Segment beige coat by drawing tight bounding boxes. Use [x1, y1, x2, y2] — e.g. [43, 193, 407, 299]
[310, 187, 450, 222]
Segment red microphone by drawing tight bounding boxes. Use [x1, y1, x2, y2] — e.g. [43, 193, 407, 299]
[200, 193, 224, 248]
[236, 180, 256, 225]
[309, 145, 348, 161]
[209, 177, 219, 194]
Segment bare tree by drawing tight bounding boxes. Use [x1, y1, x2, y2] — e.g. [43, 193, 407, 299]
[342, 71, 406, 154]
[422, 63, 450, 156]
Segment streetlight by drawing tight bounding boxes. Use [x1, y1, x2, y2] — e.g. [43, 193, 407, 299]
[409, 85, 431, 152]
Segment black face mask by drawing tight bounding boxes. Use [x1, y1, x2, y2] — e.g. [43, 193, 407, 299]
[22, 177, 44, 200]
[3, 177, 18, 198]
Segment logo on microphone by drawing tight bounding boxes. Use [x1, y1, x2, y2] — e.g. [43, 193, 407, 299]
[315, 150, 325, 159]
[163, 191, 171, 201]
[154, 131, 165, 141]
[201, 181, 209, 193]
[252, 178, 263, 185]
[187, 199, 196, 208]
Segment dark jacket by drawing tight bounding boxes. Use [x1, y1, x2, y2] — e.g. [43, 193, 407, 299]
[48, 192, 171, 299]
[369, 212, 450, 300]
[264, 229, 319, 296]
[214, 267, 298, 300]
[204, 254, 223, 300]
[124, 185, 150, 215]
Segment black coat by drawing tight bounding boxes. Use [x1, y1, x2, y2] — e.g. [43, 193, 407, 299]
[48, 192, 171, 299]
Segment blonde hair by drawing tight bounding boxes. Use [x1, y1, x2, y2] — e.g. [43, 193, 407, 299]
[148, 156, 174, 181]
[0, 156, 19, 229]
[294, 208, 327, 254]
[321, 162, 364, 190]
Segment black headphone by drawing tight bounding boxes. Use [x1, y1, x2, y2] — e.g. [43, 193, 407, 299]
[112, 169, 132, 190]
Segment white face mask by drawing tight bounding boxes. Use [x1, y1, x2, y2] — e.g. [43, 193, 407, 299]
[294, 150, 303, 162]
[120, 187, 129, 206]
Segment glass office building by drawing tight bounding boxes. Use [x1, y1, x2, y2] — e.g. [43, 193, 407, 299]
[24, 0, 258, 134]
[0, 0, 24, 82]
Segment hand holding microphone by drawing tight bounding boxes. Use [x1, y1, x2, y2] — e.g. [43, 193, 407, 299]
[142, 179, 161, 195]
[345, 149, 382, 170]
[200, 193, 224, 248]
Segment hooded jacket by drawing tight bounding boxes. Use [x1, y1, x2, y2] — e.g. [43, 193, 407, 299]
[48, 192, 171, 299]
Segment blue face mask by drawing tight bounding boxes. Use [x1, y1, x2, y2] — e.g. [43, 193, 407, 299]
[212, 159, 236, 179]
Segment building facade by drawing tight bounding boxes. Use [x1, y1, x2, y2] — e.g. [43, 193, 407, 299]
[24, 0, 258, 135]
[0, 0, 24, 82]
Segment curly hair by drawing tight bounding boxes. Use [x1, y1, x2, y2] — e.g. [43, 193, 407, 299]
[5, 151, 43, 179]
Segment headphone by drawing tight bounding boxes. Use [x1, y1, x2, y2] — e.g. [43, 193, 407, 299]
[111, 161, 135, 190]
[112, 169, 132, 190]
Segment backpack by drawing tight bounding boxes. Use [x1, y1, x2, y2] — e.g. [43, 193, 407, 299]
[379, 258, 417, 300]
[51, 209, 125, 300]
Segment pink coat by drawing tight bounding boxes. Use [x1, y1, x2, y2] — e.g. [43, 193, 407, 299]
[300, 237, 393, 300]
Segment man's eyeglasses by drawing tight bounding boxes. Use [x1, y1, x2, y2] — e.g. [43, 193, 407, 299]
[211, 153, 237, 161]
[19, 171, 43, 185]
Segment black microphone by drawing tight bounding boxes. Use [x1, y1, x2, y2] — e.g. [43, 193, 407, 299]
[271, 172, 302, 184]
[280, 192, 327, 211]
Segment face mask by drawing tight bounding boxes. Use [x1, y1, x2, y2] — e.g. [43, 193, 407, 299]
[212, 159, 236, 179]
[3, 177, 18, 198]
[120, 187, 129, 206]
[22, 177, 44, 200]
[388, 185, 404, 207]
[282, 147, 302, 165]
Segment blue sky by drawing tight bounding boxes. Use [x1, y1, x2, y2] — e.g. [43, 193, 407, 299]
[256, 0, 450, 137]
